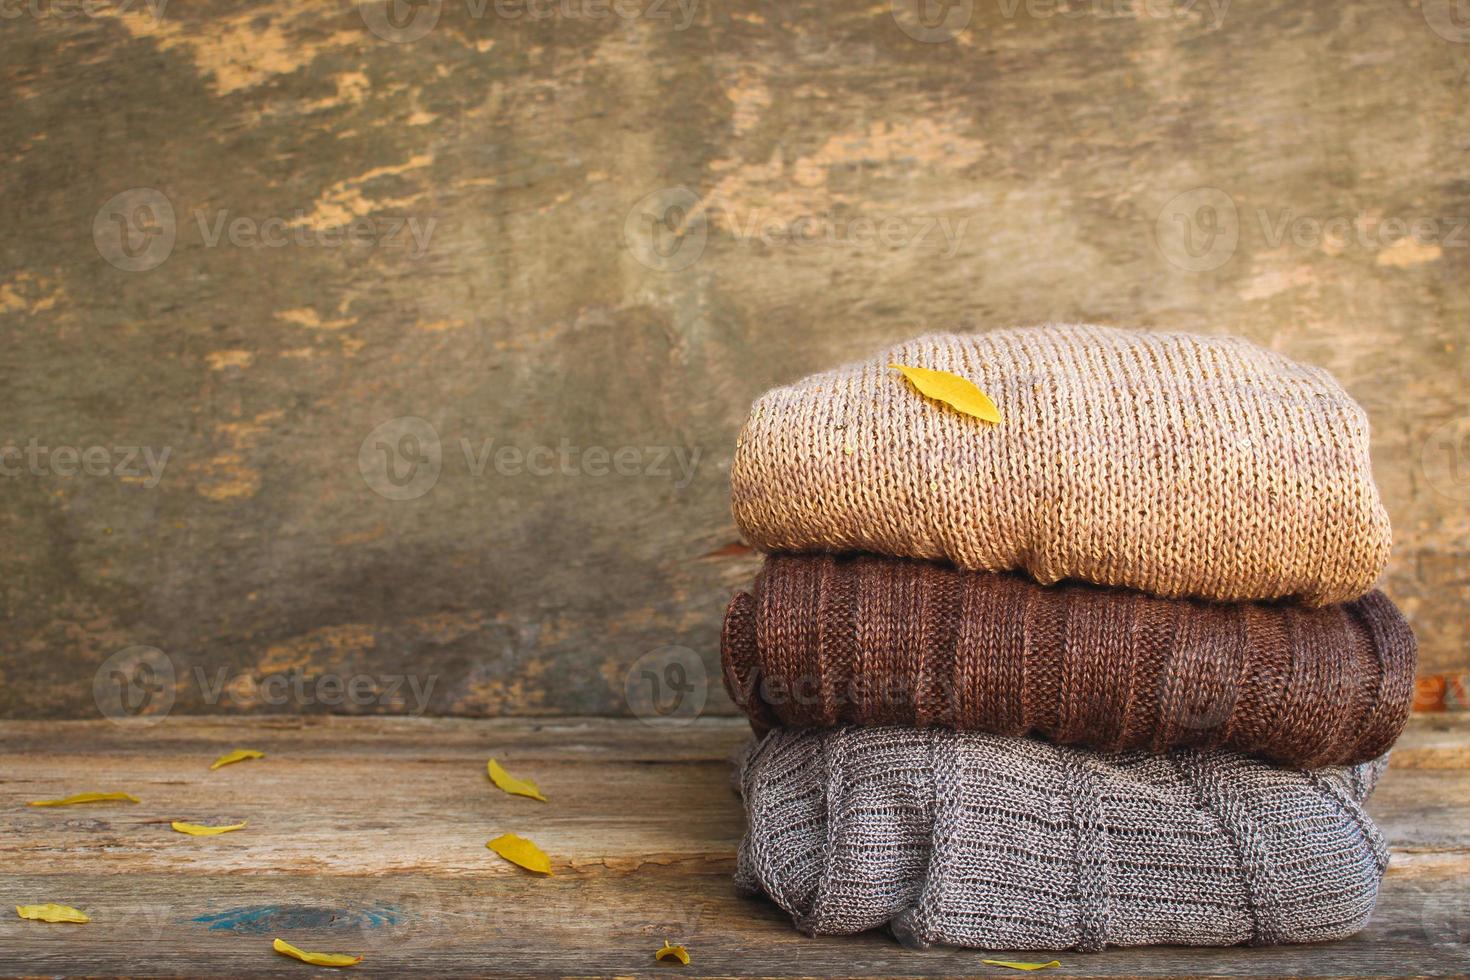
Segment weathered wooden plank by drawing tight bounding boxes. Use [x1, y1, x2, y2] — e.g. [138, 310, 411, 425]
[1, 0, 1467, 718]
[5, 865, 1470, 978]
[0, 715, 757, 762]
[4, 712, 1465, 761]
[2, 716, 1467, 976]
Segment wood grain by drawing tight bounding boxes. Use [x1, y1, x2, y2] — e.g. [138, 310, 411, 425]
[2, 715, 1468, 977]
[0, 0, 1466, 717]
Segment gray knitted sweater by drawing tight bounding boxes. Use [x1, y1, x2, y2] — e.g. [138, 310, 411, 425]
[735, 727, 1389, 952]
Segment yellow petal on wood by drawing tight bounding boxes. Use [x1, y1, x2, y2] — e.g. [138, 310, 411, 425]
[487, 758, 547, 802]
[16, 904, 90, 924]
[655, 939, 691, 965]
[981, 960, 1062, 971]
[210, 748, 265, 770]
[171, 820, 247, 836]
[272, 938, 363, 968]
[890, 363, 1003, 424]
[29, 791, 139, 807]
[487, 833, 553, 875]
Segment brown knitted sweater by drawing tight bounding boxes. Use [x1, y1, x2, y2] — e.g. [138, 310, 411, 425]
[721, 554, 1416, 767]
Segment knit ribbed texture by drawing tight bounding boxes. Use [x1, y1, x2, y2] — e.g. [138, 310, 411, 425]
[722, 554, 1417, 767]
[736, 726, 1390, 952]
[730, 325, 1391, 606]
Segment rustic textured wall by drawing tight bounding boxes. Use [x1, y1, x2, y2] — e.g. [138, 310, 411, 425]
[2, 0, 1466, 719]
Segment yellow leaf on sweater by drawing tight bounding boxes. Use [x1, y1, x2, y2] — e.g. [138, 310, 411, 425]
[210, 748, 264, 770]
[171, 820, 247, 836]
[981, 960, 1061, 971]
[272, 938, 362, 967]
[890, 364, 1002, 423]
[655, 939, 691, 964]
[16, 904, 90, 924]
[487, 833, 552, 875]
[29, 792, 139, 807]
[487, 759, 547, 802]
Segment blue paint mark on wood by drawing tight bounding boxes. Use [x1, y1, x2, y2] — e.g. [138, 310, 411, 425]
[190, 903, 403, 934]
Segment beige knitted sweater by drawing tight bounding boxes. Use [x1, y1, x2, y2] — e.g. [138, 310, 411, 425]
[730, 325, 1390, 606]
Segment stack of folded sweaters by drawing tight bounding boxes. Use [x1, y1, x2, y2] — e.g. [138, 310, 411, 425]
[721, 325, 1417, 952]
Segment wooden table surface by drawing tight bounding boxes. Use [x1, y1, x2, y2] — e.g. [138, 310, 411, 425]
[2, 715, 1467, 978]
